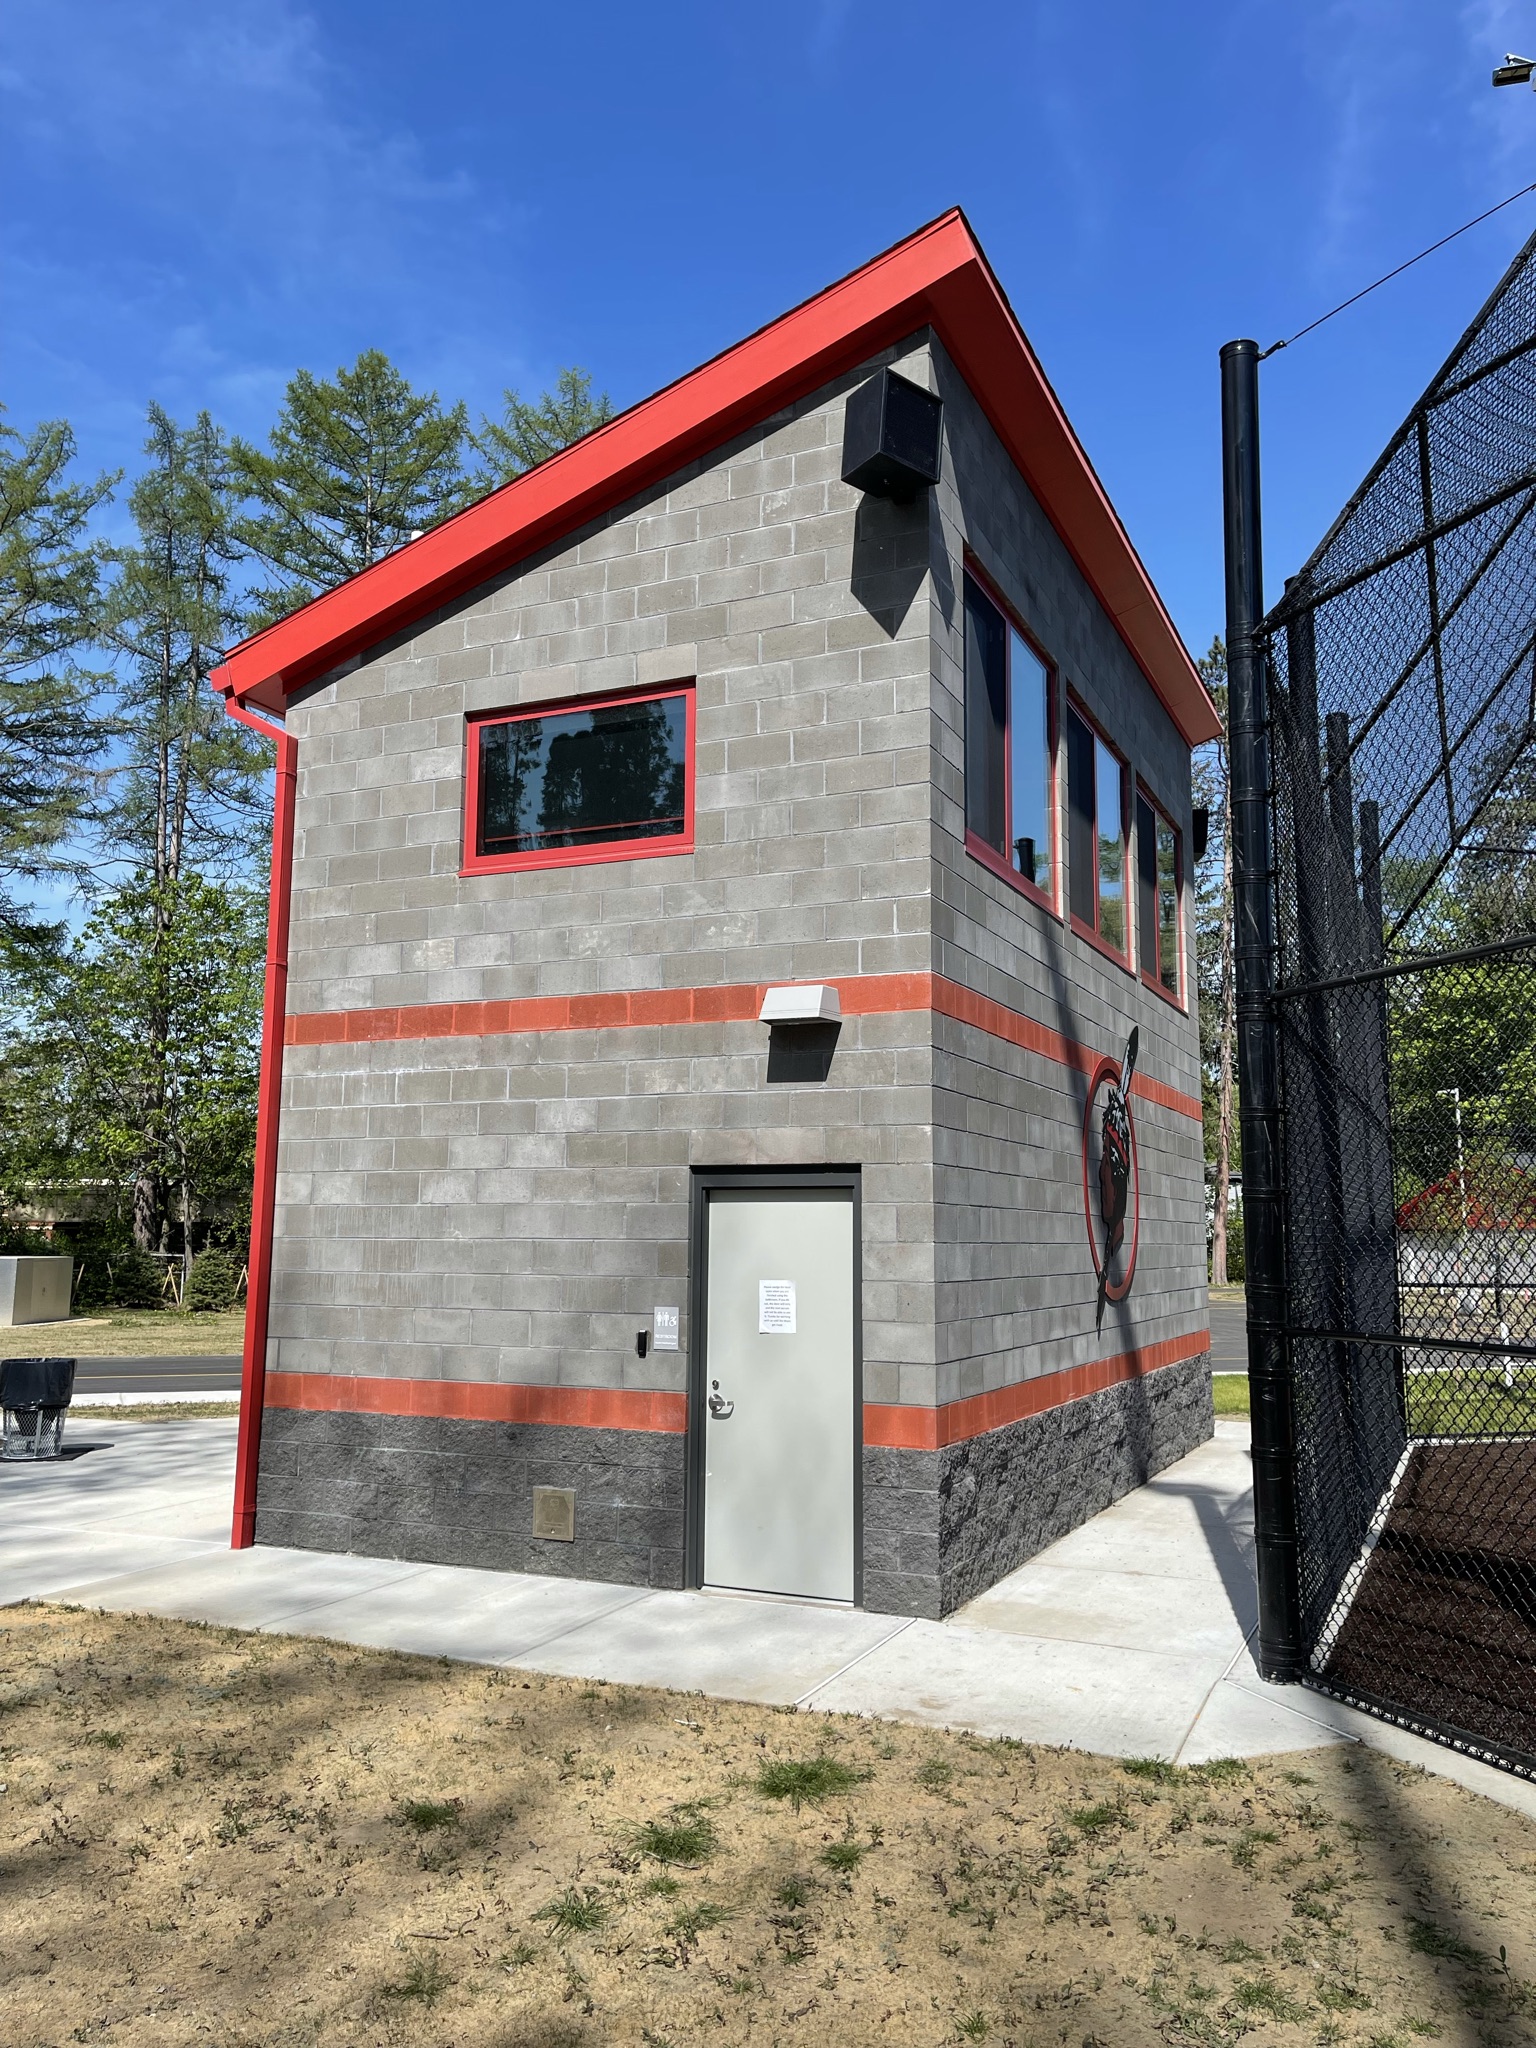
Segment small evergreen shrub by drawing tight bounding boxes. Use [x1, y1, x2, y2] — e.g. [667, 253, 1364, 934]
[102, 1246, 165, 1308]
[66, 1226, 164, 1310]
[184, 1246, 240, 1312]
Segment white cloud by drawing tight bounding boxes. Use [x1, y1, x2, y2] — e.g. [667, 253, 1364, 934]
[2, 0, 521, 457]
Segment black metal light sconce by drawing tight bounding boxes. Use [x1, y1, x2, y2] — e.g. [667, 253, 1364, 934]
[841, 367, 943, 504]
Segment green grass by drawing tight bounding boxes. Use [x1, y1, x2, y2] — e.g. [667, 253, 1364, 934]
[534, 1886, 610, 1935]
[1121, 1755, 1181, 1783]
[820, 1839, 866, 1873]
[393, 1797, 461, 1834]
[1211, 1374, 1251, 1415]
[1215, 1362, 1536, 1436]
[754, 1755, 870, 1808]
[1233, 1975, 1306, 2021]
[914, 1757, 954, 1793]
[1404, 1365, 1536, 1439]
[378, 1952, 450, 2005]
[1406, 1918, 1488, 1970]
[75, 1402, 241, 1423]
[0, 1305, 247, 1360]
[629, 1805, 718, 1864]
[667, 1901, 729, 1942]
[1068, 1800, 1126, 1836]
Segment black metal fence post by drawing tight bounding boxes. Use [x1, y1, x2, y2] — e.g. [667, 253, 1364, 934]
[1221, 338, 1304, 1681]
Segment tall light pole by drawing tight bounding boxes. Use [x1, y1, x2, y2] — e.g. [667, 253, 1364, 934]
[1436, 1086, 1468, 1234]
[1221, 339, 1302, 1683]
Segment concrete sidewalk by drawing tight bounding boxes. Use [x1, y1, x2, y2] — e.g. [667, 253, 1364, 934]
[4, 1414, 1530, 1815]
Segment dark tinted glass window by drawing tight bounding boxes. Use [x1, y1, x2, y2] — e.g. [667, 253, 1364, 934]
[1137, 794, 1159, 977]
[1009, 630, 1049, 889]
[478, 693, 687, 857]
[1095, 736, 1126, 952]
[1067, 709, 1096, 926]
[1136, 792, 1181, 994]
[964, 572, 1053, 893]
[964, 575, 1007, 856]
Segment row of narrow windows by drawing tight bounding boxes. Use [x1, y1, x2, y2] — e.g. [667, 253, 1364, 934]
[963, 567, 1182, 1001]
[457, 567, 1182, 1006]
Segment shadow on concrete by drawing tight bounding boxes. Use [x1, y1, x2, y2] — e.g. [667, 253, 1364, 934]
[1151, 1458, 1260, 1638]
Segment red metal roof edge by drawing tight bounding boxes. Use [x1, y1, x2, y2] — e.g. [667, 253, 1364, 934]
[211, 209, 1219, 747]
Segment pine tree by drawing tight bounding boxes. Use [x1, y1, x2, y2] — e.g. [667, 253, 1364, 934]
[1, 874, 263, 1279]
[99, 406, 271, 1256]
[473, 367, 613, 487]
[0, 409, 116, 933]
[231, 350, 469, 622]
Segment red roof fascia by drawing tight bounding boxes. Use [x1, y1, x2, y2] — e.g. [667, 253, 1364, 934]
[211, 209, 1219, 746]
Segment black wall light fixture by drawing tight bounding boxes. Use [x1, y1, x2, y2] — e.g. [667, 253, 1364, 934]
[841, 367, 943, 503]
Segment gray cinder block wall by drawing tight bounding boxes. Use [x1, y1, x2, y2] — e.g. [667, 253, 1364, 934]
[254, 329, 1212, 1616]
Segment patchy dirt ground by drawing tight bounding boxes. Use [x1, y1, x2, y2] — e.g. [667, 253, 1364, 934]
[1, 1606, 1533, 2048]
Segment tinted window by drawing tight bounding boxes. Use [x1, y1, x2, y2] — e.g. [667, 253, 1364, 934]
[964, 575, 1007, 856]
[1096, 737, 1126, 952]
[478, 693, 687, 856]
[965, 573, 1054, 895]
[1137, 794, 1159, 977]
[1009, 630, 1049, 889]
[1136, 793, 1181, 995]
[1067, 710, 1096, 926]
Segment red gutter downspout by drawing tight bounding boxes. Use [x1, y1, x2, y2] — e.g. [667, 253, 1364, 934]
[224, 694, 297, 1547]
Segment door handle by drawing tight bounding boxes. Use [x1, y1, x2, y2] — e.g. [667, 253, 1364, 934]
[707, 1380, 734, 1419]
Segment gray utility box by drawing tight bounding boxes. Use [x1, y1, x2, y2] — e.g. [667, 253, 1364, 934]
[0, 1356, 77, 1460]
[0, 1255, 74, 1327]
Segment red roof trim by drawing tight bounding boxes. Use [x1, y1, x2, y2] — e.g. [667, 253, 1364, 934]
[210, 209, 1219, 746]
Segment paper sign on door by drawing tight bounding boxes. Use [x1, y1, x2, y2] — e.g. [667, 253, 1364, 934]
[758, 1280, 796, 1335]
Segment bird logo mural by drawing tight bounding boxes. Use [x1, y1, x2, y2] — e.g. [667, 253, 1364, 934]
[1084, 1027, 1140, 1332]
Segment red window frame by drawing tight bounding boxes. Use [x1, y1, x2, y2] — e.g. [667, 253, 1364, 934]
[1136, 778, 1186, 1011]
[461, 682, 697, 877]
[961, 554, 1060, 916]
[1065, 689, 1133, 973]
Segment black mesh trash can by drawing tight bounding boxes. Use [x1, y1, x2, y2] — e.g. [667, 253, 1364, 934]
[0, 1357, 77, 1460]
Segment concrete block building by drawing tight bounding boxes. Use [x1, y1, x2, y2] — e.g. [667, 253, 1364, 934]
[215, 212, 1220, 1620]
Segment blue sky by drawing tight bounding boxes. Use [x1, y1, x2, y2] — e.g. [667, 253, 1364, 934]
[6, 0, 1536, 657]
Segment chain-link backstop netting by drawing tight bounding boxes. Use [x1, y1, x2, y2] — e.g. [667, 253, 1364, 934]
[1256, 228, 1536, 1776]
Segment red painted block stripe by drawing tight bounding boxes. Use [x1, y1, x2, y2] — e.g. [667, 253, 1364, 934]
[264, 1372, 688, 1434]
[861, 1328, 1212, 1451]
[284, 972, 1203, 1121]
[264, 1327, 1210, 1452]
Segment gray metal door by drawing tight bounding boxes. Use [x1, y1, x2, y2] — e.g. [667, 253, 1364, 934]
[702, 1191, 855, 1601]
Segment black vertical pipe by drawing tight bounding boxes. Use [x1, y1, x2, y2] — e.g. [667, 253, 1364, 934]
[1221, 339, 1304, 1682]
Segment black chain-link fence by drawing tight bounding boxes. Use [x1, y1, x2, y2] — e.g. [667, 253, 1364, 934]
[1257, 227, 1536, 1776]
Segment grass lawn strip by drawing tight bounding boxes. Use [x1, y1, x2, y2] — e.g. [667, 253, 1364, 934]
[1, 1606, 1533, 2045]
[0, 1306, 247, 1359]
